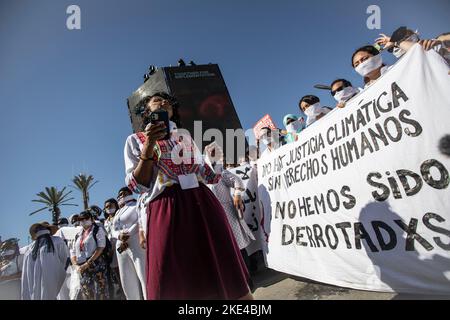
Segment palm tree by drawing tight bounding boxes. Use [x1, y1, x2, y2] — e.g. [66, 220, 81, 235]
[29, 186, 78, 225]
[71, 173, 99, 210]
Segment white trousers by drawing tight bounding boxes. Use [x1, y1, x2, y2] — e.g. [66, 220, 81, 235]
[116, 233, 146, 300]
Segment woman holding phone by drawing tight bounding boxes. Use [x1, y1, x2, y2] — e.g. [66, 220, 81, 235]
[123, 92, 252, 300]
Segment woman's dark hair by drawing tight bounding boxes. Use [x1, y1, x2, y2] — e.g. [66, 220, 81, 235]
[57, 218, 69, 226]
[118, 186, 132, 196]
[299, 95, 320, 107]
[78, 210, 93, 220]
[104, 198, 119, 208]
[351, 45, 380, 67]
[31, 227, 55, 261]
[139, 92, 182, 129]
[89, 205, 102, 217]
[330, 79, 352, 89]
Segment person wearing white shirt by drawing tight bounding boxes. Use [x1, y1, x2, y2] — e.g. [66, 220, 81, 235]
[70, 211, 109, 300]
[54, 218, 82, 300]
[352, 45, 392, 88]
[330, 79, 361, 109]
[299, 95, 331, 127]
[376, 27, 450, 67]
[111, 187, 146, 300]
[21, 222, 69, 300]
[123, 92, 251, 300]
[258, 127, 282, 159]
[0, 239, 22, 299]
[103, 198, 125, 299]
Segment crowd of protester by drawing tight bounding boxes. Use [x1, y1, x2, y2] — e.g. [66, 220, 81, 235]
[258, 27, 449, 154]
[0, 26, 448, 300]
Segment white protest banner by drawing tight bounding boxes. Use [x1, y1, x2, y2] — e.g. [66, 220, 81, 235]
[228, 164, 264, 255]
[257, 44, 450, 294]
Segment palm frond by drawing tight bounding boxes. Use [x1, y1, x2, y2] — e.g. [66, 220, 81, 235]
[36, 191, 52, 203]
[45, 187, 57, 203]
[58, 190, 73, 203]
[56, 186, 66, 200]
[29, 206, 49, 216]
[31, 199, 51, 205]
[87, 180, 99, 190]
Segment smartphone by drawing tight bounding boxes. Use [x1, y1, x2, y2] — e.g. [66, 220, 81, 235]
[149, 110, 170, 140]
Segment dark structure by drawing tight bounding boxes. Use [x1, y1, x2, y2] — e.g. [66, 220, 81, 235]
[127, 64, 246, 164]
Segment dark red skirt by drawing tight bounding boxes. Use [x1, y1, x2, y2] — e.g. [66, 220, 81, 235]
[145, 183, 250, 300]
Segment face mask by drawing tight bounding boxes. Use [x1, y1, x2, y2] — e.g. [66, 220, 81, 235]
[354, 54, 383, 77]
[285, 120, 303, 133]
[81, 220, 92, 228]
[392, 47, 406, 58]
[123, 195, 135, 203]
[105, 208, 116, 215]
[261, 137, 270, 145]
[304, 103, 322, 118]
[334, 86, 359, 102]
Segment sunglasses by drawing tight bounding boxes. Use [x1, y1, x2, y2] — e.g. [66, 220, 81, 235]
[331, 85, 348, 97]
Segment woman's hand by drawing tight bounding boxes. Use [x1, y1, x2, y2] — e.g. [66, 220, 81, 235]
[337, 102, 346, 109]
[375, 34, 394, 49]
[204, 142, 224, 163]
[233, 194, 245, 219]
[78, 263, 89, 273]
[141, 122, 167, 159]
[139, 230, 146, 250]
[419, 39, 440, 51]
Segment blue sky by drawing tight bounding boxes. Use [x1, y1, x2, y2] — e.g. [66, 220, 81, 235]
[1, 0, 449, 246]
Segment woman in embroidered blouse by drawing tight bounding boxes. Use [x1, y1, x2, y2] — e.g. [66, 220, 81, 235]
[123, 92, 252, 300]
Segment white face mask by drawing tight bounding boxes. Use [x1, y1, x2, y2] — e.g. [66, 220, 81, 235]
[285, 119, 303, 133]
[392, 47, 406, 58]
[81, 220, 92, 228]
[354, 54, 383, 77]
[105, 208, 116, 215]
[123, 195, 135, 203]
[119, 195, 135, 206]
[334, 86, 359, 102]
[304, 103, 322, 118]
[261, 136, 273, 146]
